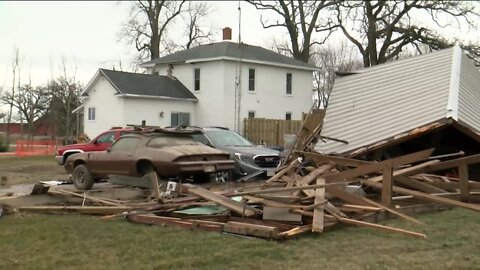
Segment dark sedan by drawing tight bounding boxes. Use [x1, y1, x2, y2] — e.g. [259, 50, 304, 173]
[64, 129, 235, 190]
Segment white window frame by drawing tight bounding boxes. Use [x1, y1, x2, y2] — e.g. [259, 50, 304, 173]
[88, 107, 96, 121]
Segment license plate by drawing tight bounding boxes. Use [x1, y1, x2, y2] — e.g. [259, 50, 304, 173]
[204, 165, 216, 173]
[267, 169, 276, 177]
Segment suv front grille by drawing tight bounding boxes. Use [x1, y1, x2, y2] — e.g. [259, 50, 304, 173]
[254, 155, 280, 168]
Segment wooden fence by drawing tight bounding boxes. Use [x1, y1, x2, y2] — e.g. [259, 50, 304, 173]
[243, 118, 302, 147]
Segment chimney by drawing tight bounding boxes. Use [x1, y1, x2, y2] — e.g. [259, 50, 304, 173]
[222, 27, 232, 41]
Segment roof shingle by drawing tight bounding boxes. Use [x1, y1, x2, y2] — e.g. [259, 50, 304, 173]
[98, 69, 197, 100]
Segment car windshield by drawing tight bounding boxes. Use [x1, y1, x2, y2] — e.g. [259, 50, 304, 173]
[147, 135, 199, 148]
[204, 130, 253, 147]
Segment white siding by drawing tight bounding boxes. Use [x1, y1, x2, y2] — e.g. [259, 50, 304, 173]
[238, 63, 312, 124]
[316, 47, 455, 154]
[83, 77, 124, 138]
[154, 60, 313, 132]
[458, 53, 480, 134]
[120, 97, 195, 127]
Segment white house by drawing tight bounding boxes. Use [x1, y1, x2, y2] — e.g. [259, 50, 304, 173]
[80, 28, 316, 138]
[316, 45, 480, 157]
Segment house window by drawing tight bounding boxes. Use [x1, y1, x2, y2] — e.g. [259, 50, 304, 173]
[248, 111, 255, 118]
[171, 112, 190, 126]
[88, 107, 96, 121]
[286, 112, 292, 120]
[194, 68, 200, 91]
[286, 73, 292, 95]
[248, 68, 255, 91]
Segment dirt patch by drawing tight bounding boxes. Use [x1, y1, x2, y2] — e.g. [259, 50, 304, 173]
[0, 156, 69, 186]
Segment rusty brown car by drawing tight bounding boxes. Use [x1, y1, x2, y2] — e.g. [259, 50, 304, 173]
[64, 129, 235, 190]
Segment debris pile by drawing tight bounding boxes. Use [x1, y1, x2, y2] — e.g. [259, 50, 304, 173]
[3, 109, 480, 240]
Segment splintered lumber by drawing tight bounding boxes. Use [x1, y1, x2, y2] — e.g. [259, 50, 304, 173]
[49, 190, 121, 206]
[458, 160, 469, 202]
[369, 160, 441, 183]
[324, 149, 435, 183]
[331, 213, 426, 239]
[225, 180, 351, 197]
[183, 184, 260, 217]
[19, 206, 131, 214]
[364, 180, 480, 212]
[278, 225, 312, 238]
[127, 214, 225, 232]
[300, 151, 371, 167]
[361, 197, 425, 225]
[148, 171, 161, 200]
[266, 159, 300, 183]
[395, 176, 448, 194]
[382, 163, 393, 207]
[223, 221, 280, 239]
[312, 177, 325, 232]
[421, 154, 480, 172]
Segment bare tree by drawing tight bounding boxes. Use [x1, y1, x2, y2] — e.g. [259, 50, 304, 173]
[48, 57, 82, 144]
[2, 48, 21, 148]
[311, 42, 362, 108]
[1, 83, 50, 139]
[182, 2, 215, 49]
[120, 0, 187, 61]
[336, 1, 480, 67]
[247, 0, 338, 63]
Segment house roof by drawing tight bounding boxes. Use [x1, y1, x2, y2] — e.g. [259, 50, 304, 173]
[315, 45, 480, 156]
[82, 69, 198, 101]
[140, 41, 317, 70]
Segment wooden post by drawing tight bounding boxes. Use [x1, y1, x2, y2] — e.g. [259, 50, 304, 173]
[381, 162, 393, 207]
[149, 172, 161, 201]
[458, 160, 469, 202]
[312, 177, 325, 232]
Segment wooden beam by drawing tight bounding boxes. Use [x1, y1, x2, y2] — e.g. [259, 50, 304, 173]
[458, 160, 470, 202]
[331, 214, 426, 239]
[364, 180, 480, 212]
[312, 177, 325, 232]
[395, 176, 448, 194]
[19, 205, 131, 214]
[324, 149, 435, 183]
[421, 154, 480, 173]
[369, 160, 440, 183]
[183, 184, 260, 217]
[382, 163, 393, 207]
[299, 151, 371, 167]
[223, 221, 280, 239]
[266, 159, 300, 183]
[149, 172, 161, 201]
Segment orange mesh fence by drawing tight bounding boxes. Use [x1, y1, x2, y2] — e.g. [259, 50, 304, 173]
[15, 139, 57, 157]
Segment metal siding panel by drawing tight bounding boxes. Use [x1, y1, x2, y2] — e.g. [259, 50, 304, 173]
[316, 48, 454, 154]
[458, 54, 480, 133]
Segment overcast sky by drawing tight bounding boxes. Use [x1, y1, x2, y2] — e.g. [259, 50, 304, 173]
[0, 1, 478, 93]
[0, 1, 276, 88]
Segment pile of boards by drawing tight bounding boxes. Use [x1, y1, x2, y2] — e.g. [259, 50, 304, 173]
[12, 109, 480, 240]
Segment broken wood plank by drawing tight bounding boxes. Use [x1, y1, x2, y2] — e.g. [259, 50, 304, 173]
[312, 177, 325, 232]
[364, 180, 480, 212]
[420, 154, 480, 172]
[223, 221, 280, 239]
[458, 160, 469, 202]
[300, 151, 372, 167]
[382, 163, 393, 207]
[266, 159, 300, 183]
[19, 206, 131, 214]
[127, 214, 224, 232]
[183, 184, 260, 217]
[49, 190, 121, 206]
[369, 160, 441, 182]
[148, 171, 161, 201]
[395, 176, 448, 194]
[332, 214, 426, 239]
[278, 225, 312, 238]
[324, 149, 435, 183]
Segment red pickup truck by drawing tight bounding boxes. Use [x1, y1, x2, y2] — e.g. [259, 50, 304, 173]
[55, 127, 133, 165]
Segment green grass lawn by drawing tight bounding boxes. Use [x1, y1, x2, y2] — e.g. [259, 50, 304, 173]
[0, 155, 68, 185]
[1, 208, 479, 270]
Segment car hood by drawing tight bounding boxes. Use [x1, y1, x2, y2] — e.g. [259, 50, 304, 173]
[59, 142, 90, 151]
[159, 144, 228, 156]
[215, 145, 280, 156]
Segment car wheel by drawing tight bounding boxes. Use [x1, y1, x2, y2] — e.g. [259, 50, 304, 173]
[72, 164, 94, 190]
